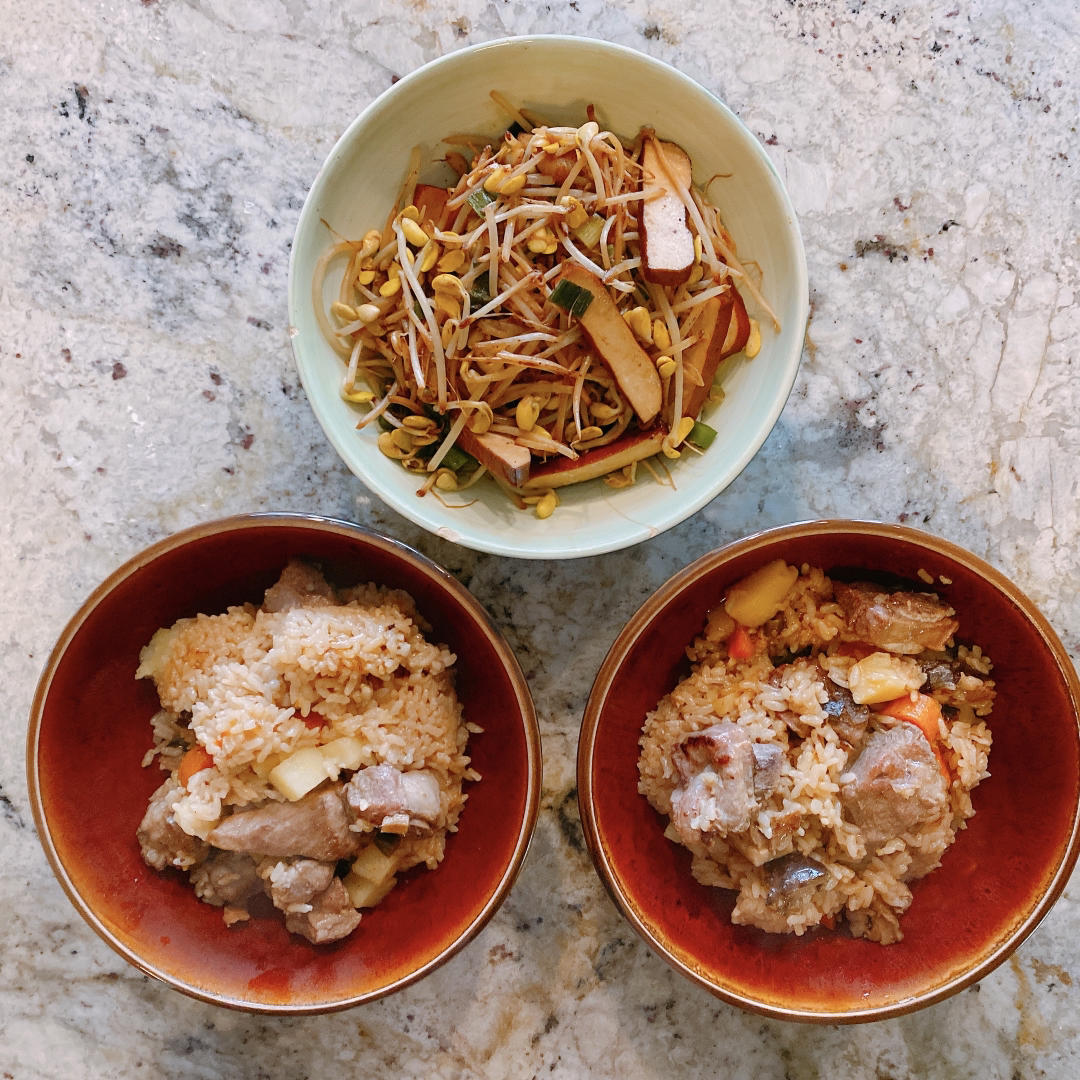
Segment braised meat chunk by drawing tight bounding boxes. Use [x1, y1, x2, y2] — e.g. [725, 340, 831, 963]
[839, 726, 948, 851]
[284, 877, 362, 945]
[260, 858, 336, 912]
[345, 765, 442, 831]
[137, 779, 209, 871]
[189, 851, 262, 906]
[208, 786, 359, 861]
[834, 582, 958, 655]
[670, 723, 756, 835]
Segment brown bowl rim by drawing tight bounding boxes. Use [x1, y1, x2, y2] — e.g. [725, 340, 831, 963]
[27, 512, 542, 1013]
[577, 518, 1080, 1023]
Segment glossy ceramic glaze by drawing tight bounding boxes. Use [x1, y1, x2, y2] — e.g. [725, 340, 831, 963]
[578, 521, 1080, 1022]
[288, 35, 808, 559]
[28, 514, 541, 1012]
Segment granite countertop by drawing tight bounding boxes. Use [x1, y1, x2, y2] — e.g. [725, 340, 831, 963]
[3, 0, 1079, 1076]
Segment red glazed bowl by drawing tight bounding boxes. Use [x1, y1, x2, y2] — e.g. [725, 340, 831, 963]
[28, 514, 541, 1012]
[578, 520, 1080, 1023]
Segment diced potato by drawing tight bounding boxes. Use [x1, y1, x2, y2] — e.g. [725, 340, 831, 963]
[704, 607, 736, 643]
[135, 626, 176, 681]
[848, 652, 926, 705]
[723, 559, 799, 628]
[343, 871, 397, 910]
[268, 747, 333, 801]
[319, 737, 367, 773]
[351, 844, 398, 884]
[252, 752, 286, 780]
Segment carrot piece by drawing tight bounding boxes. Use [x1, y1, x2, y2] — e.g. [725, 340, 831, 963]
[877, 692, 950, 779]
[727, 624, 754, 660]
[178, 746, 214, 789]
[413, 183, 450, 228]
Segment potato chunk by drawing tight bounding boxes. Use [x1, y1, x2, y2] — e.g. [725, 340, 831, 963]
[268, 747, 332, 801]
[319, 737, 367, 773]
[343, 871, 397, 909]
[848, 652, 926, 705]
[723, 560, 799, 628]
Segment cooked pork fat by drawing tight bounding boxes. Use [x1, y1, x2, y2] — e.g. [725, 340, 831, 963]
[751, 742, 784, 798]
[208, 786, 359, 860]
[834, 582, 959, 654]
[670, 723, 757, 835]
[262, 560, 336, 612]
[839, 726, 948, 850]
[345, 765, 442, 830]
[764, 853, 828, 913]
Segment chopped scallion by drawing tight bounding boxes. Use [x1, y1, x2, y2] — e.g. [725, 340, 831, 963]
[549, 278, 594, 317]
[468, 277, 491, 309]
[687, 420, 718, 449]
[572, 214, 605, 249]
[570, 289, 594, 318]
[440, 445, 478, 472]
[466, 187, 496, 214]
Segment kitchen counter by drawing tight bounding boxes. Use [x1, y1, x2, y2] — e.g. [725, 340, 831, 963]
[3, 0, 1079, 1076]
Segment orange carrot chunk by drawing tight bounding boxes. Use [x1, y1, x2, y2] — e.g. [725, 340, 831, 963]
[178, 746, 215, 789]
[727, 624, 754, 660]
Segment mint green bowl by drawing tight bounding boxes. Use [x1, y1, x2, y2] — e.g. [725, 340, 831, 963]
[289, 36, 808, 559]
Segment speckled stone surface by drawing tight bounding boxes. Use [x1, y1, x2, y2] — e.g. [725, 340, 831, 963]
[4, 0, 1080, 1076]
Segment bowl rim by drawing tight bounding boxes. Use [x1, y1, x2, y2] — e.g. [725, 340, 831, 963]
[26, 511, 543, 1013]
[286, 34, 809, 559]
[577, 518, 1080, 1023]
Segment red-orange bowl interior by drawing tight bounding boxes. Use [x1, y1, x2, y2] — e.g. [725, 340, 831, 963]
[580, 521, 1080, 1022]
[29, 515, 540, 1011]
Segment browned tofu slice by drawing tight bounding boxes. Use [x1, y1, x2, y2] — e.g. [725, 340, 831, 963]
[457, 428, 531, 487]
[681, 288, 751, 419]
[558, 264, 663, 426]
[522, 427, 667, 491]
[639, 139, 695, 286]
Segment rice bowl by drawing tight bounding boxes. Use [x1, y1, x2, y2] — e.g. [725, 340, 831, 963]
[578, 521, 1080, 1021]
[28, 514, 541, 1011]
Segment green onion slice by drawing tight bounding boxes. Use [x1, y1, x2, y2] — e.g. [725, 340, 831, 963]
[468, 277, 491, 309]
[440, 445, 478, 472]
[466, 187, 496, 214]
[687, 420, 718, 449]
[572, 214, 605, 249]
[549, 278, 594, 317]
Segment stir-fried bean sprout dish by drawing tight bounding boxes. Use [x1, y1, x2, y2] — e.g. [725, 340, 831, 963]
[314, 94, 779, 517]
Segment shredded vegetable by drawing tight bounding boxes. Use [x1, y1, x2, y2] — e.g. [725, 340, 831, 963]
[314, 96, 774, 516]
